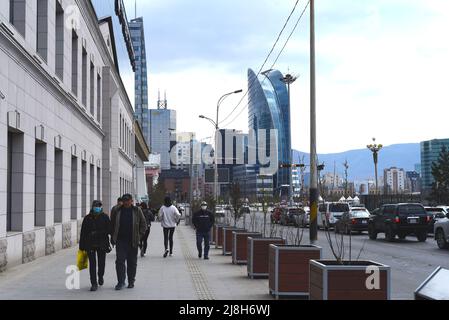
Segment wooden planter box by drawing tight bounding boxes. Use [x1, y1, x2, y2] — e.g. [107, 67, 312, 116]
[210, 224, 217, 245]
[232, 232, 262, 265]
[310, 260, 391, 300]
[222, 227, 246, 256]
[247, 237, 285, 279]
[269, 245, 322, 299]
[215, 225, 226, 249]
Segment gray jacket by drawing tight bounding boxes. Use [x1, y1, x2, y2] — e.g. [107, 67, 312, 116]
[110, 205, 147, 248]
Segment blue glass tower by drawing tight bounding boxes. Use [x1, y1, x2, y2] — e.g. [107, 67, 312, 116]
[129, 17, 149, 145]
[248, 68, 291, 196]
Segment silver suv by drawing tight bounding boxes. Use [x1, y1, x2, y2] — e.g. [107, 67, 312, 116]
[434, 212, 449, 249]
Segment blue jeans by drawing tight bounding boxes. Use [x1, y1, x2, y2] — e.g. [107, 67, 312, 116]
[196, 231, 210, 258]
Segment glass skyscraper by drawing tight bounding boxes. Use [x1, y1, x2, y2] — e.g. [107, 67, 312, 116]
[420, 138, 449, 191]
[129, 17, 149, 144]
[247, 68, 292, 196]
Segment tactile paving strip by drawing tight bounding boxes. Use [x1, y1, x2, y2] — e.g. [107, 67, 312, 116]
[178, 227, 216, 300]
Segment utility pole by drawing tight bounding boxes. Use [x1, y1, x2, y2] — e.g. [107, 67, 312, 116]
[309, 0, 318, 244]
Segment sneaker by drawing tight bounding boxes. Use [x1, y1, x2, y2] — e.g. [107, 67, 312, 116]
[141, 251, 145, 258]
[198, 253, 202, 259]
[204, 257, 209, 260]
[127, 282, 135, 289]
[169, 253, 173, 257]
[163, 250, 169, 258]
[98, 278, 104, 286]
[90, 284, 98, 292]
[115, 283, 125, 291]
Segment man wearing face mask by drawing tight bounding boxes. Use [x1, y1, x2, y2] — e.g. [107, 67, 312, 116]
[79, 200, 112, 292]
[192, 201, 215, 260]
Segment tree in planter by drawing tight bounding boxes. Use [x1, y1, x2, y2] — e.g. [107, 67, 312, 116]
[229, 182, 243, 228]
[429, 146, 449, 205]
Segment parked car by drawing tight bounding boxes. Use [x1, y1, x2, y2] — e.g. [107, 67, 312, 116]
[318, 202, 351, 230]
[368, 203, 430, 242]
[280, 207, 305, 227]
[425, 207, 447, 234]
[335, 207, 371, 234]
[434, 211, 449, 249]
[271, 207, 282, 224]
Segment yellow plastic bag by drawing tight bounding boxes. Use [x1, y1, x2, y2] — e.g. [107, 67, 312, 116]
[77, 250, 88, 271]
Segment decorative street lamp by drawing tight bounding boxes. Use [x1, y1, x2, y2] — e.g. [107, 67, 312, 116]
[367, 138, 383, 195]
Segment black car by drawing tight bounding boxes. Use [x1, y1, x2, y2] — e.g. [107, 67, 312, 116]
[425, 207, 447, 234]
[335, 208, 371, 235]
[368, 203, 430, 242]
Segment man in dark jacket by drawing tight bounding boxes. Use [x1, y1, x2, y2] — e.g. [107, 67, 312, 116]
[110, 194, 147, 290]
[139, 202, 154, 257]
[79, 200, 111, 292]
[192, 201, 215, 260]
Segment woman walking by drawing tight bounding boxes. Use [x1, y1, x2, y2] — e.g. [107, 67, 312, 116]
[159, 196, 181, 258]
[139, 202, 154, 257]
[79, 200, 111, 291]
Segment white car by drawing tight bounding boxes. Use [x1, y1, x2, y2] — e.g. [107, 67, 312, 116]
[318, 202, 351, 229]
[434, 212, 449, 249]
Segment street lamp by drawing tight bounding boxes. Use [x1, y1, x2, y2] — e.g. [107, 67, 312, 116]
[199, 89, 243, 204]
[367, 138, 383, 195]
[280, 74, 298, 206]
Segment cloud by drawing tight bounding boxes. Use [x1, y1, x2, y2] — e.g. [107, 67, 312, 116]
[119, 0, 449, 154]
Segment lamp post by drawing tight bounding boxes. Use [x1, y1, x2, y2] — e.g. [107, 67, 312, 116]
[367, 138, 383, 195]
[199, 89, 242, 204]
[281, 74, 298, 206]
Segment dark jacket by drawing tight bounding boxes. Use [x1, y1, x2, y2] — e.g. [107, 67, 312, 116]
[192, 209, 215, 233]
[79, 213, 111, 252]
[142, 209, 155, 227]
[110, 205, 147, 248]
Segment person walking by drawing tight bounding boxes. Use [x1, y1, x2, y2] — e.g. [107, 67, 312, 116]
[139, 202, 154, 257]
[110, 194, 147, 290]
[111, 197, 123, 216]
[192, 201, 215, 260]
[159, 196, 181, 258]
[79, 200, 111, 292]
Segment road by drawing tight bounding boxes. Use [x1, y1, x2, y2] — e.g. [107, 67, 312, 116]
[229, 211, 449, 300]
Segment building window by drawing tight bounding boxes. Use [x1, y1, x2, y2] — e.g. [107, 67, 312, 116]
[81, 160, 87, 217]
[36, 0, 48, 61]
[71, 30, 78, 95]
[7, 131, 24, 232]
[35, 141, 47, 226]
[55, 1, 64, 80]
[97, 167, 101, 201]
[54, 149, 63, 223]
[97, 74, 101, 123]
[71, 156, 78, 220]
[81, 47, 87, 107]
[90, 62, 95, 115]
[90, 164, 94, 206]
[9, 0, 26, 37]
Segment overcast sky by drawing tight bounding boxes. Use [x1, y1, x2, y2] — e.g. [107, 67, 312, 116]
[121, 0, 449, 154]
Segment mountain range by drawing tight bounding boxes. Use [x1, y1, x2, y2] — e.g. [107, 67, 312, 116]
[293, 143, 421, 182]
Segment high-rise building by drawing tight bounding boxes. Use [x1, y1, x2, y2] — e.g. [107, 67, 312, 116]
[129, 17, 149, 144]
[149, 94, 176, 170]
[421, 139, 449, 192]
[383, 167, 406, 194]
[247, 69, 291, 197]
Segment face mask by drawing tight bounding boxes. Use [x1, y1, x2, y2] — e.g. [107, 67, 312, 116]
[201, 206, 207, 211]
[93, 207, 103, 214]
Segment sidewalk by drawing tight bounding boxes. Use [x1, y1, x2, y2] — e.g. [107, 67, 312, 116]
[0, 223, 271, 300]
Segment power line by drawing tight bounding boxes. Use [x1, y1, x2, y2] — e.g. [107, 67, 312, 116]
[218, 0, 301, 126]
[221, 1, 310, 129]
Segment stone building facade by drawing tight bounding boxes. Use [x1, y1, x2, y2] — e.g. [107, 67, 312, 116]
[0, 0, 135, 270]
